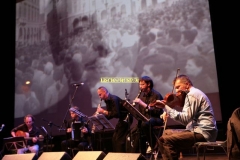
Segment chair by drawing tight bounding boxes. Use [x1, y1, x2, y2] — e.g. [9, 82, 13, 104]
[193, 140, 227, 160]
[193, 108, 240, 160]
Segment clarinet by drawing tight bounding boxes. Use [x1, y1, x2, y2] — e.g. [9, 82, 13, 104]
[91, 99, 102, 133]
[93, 99, 102, 116]
[133, 90, 142, 106]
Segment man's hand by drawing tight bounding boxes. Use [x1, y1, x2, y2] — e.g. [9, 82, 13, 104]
[160, 112, 169, 123]
[96, 106, 105, 114]
[133, 98, 141, 104]
[81, 126, 88, 134]
[154, 100, 166, 109]
[67, 128, 72, 133]
[133, 98, 145, 107]
[32, 137, 38, 143]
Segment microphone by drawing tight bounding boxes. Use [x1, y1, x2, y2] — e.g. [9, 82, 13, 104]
[125, 89, 129, 96]
[41, 126, 53, 139]
[0, 124, 5, 132]
[41, 126, 48, 135]
[72, 82, 84, 86]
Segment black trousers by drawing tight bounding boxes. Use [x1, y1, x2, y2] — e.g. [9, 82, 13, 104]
[112, 120, 130, 152]
[61, 139, 88, 154]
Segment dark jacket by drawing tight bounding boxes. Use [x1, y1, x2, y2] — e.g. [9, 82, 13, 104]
[227, 107, 240, 160]
[138, 89, 164, 119]
[65, 117, 91, 142]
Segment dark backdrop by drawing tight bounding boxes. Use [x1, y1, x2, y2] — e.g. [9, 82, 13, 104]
[0, 0, 239, 150]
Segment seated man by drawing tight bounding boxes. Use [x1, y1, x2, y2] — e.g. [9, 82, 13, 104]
[130, 76, 164, 155]
[61, 106, 91, 155]
[155, 75, 218, 160]
[11, 114, 41, 156]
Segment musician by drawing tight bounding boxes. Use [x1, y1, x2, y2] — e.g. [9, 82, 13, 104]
[131, 76, 164, 155]
[11, 114, 41, 155]
[95, 86, 132, 152]
[155, 75, 218, 160]
[61, 106, 91, 154]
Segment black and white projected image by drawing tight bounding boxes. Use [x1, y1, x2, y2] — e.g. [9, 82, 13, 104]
[15, 0, 220, 135]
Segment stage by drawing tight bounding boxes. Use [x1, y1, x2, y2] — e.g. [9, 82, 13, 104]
[1, 127, 228, 160]
[1, 151, 228, 160]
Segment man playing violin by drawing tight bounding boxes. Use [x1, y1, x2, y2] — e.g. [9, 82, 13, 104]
[11, 114, 41, 155]
[154, 74, 218, 160]
[131, 76, 164, 155]
[61, 106, 91, 155]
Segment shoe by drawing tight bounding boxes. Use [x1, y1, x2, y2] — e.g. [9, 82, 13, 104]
[146, 146, 152, 154]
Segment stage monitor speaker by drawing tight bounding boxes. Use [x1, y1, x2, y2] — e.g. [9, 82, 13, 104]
[73, 151, 106, 160]
[38, 152, 72, 160]
[103, 152, 147, 160]
[2, 153, 37, 160]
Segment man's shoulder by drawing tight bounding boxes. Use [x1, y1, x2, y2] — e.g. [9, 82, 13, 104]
[188, 87, 210, 102]
[109, 93, 122, 100]
[189, 87, 206, 96]
[152, 89, 164, 99]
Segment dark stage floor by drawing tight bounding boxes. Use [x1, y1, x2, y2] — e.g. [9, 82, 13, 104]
[145, 153, 228, 160]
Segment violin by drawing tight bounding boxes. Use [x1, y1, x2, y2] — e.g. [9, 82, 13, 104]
[150, 69, 188, 109]
[149, 90, 187, 109]
[163, 90, 187, 108]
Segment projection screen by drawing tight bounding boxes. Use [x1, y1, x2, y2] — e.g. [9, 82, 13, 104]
[15, 0, 221, 135]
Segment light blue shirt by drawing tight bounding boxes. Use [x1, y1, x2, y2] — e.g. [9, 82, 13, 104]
[165, 87, 218, 142]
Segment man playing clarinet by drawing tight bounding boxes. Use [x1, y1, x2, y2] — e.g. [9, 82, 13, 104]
[130, 76, 164, 156]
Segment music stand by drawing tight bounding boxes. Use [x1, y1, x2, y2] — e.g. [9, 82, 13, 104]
[123, 99, 150, 154]
[3, 137, 27, 151]
[88, 114, 115, 131]
[88, 114, 115, 151]
[123, 99, 149, 122]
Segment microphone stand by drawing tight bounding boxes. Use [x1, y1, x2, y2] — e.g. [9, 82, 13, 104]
[125, 89, 131, 130]
[60, 85, 79, 131]
[125, 89, 132, 153]
[40, 126, 52, 152]
[42, 118, 60, 151]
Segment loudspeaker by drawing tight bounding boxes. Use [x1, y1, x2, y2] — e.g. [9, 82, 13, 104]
[103, 152, 147, 160]
[38, 152, 72, 160]
[2, 153, 37, 160]
[73, 151, 106, 160]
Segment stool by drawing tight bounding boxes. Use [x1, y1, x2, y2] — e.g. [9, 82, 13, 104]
[194, 140, 227, 160]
